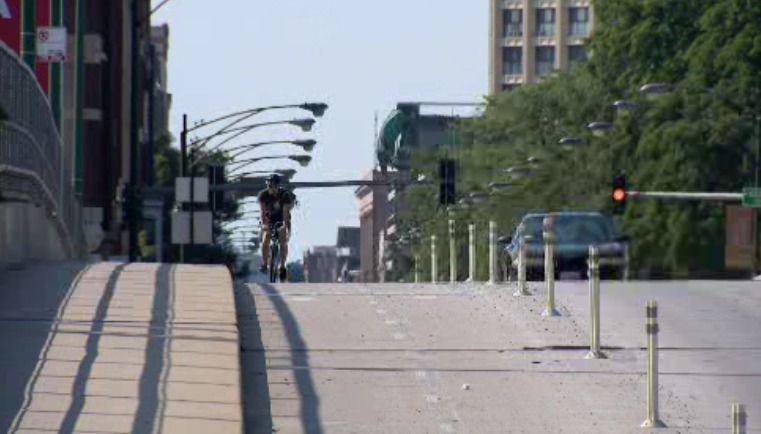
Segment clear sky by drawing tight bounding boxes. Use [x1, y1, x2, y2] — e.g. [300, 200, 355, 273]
[151, 0, 488, 260]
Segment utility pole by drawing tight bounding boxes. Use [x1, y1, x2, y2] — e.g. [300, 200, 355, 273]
[179, 114, 187, 263]
[128, 0, 140, 262]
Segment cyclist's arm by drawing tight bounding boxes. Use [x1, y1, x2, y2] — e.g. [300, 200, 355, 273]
[259, 197, 268, 226]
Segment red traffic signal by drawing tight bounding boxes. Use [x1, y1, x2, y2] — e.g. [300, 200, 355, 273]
[612, 188, 626, 202]
[612, 174, 627, 215]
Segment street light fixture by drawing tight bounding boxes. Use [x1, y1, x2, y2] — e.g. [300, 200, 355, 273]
[613, 100, 640, 114]
[559, 137, 586, 147]
[503, 166, 534, 179]
[300, 103, 329, 118]
[488, 182, 512, 193]
[469, 192, 490, 204]
[639, 83, 673, 99]
[587, 122, 613, 136]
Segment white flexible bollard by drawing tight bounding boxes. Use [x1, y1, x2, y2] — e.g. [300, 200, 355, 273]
[414, 254, 421, 284]
[449, 220, 456, 284]
[585, 245, 605, 359]
[542, 216, 560, 316]
[641, 300, 666, 428]
[732, 402, 747, 434]
[431, 235, 437, 284]
[488, 221, 497, 285]
[514, 238, 530, 296]
[467, 223, 476, 282]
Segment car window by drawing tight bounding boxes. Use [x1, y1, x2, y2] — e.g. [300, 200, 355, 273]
[516, 215, 614, 244]
[554, 215, 612, 244]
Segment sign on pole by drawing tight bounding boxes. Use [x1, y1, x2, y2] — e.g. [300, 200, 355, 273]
[171, 211, 213, 245]
[742, 187, 761, 208]
[36, 27, 67, 63]
[175, 177, 209, 203]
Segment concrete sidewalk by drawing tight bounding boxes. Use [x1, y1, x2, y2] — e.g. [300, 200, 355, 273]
[0, 262, 242, 434]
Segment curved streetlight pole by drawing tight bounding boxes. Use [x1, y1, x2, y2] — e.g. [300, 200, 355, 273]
[230, 168, 298, 182]
[225, 139, 316, 161]
[227, 155, 312, 175]
[187, 119, 316, 171]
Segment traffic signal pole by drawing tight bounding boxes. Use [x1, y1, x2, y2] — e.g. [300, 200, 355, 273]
[627, 191, 743, 202]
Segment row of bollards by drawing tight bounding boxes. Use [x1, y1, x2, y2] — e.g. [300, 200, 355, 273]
[424, 221, 499, 285]
[421, 216, 749, 431]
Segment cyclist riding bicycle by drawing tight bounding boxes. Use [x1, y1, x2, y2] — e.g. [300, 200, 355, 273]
[258, 174, 295, 281]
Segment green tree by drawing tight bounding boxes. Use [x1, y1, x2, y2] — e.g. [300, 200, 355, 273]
[400, 0, 760, 279]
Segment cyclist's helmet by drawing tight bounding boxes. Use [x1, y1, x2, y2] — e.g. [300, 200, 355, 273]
[266, 174, 281, 187]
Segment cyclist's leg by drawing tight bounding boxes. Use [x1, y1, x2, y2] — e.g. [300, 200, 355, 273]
[261, 226, 272, 271]
[278, 225, 288, 270]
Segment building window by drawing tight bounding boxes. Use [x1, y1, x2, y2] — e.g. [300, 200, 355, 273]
[569, 7, 590, 36]
[536, 8, 556, 36]
[568, 45, 587, 66]
[503, 47, 522, 76]
[502, 84, 521, 92]
[535, 47, 555, 77]
[503, 9, 523, 37]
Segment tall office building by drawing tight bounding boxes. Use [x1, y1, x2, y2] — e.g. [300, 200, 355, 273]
[488, 0, 594, 94]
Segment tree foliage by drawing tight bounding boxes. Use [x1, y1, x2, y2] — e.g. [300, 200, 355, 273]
[398, 0, 760, 279]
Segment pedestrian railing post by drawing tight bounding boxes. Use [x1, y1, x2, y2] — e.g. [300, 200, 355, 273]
[542, 216, 560, 316]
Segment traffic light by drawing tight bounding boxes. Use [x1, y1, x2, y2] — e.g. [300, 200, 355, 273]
[208, 164, 226, 212]
[612, 173, 627, 215]
[439, 159, 456, 205]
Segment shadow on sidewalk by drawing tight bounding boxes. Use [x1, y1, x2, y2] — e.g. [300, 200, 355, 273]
[0, 262, 90, 433]
[241, 282, 324, 434]
[236, 281, 274, 434]
[2, 262, 178, 434]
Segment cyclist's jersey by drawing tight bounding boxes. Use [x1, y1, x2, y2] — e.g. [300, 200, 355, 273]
[258, 188, 294, 223]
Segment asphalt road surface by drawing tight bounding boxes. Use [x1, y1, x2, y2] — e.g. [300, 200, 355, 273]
[239, 280, 761, 434]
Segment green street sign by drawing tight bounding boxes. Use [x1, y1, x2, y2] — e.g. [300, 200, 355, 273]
[742, 187, 761, 208]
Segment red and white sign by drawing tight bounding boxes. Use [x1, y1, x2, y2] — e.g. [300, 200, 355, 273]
[35, 0, 52, 95]
[36, 26, 66, 62]
[0, 0, 21, 55]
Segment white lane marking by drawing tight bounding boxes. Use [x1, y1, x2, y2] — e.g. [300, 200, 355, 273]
[440, 423, 456, 433]
[384, 320, 398, 326]
[414, 295, 438, 300]
[288, 296, 314, 302]
[375, 309, 386, 315]
[393, 333, 406, 340]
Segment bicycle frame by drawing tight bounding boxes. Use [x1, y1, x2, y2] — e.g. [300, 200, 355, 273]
[268, 222, 285, 283]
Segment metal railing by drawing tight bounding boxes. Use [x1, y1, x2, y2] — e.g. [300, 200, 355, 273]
[0, 43, 85, 257]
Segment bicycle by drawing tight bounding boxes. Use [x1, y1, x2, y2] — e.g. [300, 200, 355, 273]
[268, 221, 286, 283]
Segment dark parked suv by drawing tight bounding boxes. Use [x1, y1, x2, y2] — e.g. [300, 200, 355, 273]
[502, 212, 629, 281]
